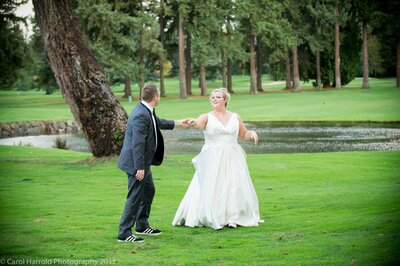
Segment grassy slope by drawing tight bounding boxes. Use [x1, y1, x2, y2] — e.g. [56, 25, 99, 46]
[0, 77, 399, 122]
[0, 146, 399, 265]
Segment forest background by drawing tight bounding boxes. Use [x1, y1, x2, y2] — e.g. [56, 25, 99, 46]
[1, 1, 399, 265]
[2, 0, 399, 98]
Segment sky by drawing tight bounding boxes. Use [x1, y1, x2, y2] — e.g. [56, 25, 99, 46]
[15, 0, 34, 39]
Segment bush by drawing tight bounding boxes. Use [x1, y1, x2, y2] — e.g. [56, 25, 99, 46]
[54, 137, 68, 150]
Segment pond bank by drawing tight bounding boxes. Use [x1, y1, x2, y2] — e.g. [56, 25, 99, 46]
[0, 120, 81, 138]
[1, 120, 399, 139]
[1, 121, 399, 154]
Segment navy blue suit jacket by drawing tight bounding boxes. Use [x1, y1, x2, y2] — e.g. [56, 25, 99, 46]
[118, 103, 175, 175]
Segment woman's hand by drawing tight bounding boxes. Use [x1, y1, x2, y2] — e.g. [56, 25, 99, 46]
[250, 130, 258, 144]
[175, 119, 192, 127]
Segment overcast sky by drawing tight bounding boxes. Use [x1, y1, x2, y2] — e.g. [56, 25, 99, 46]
[15, 0, 34, 39]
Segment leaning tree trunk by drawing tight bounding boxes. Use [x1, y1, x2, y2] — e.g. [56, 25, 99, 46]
[33, 0, 127, 157]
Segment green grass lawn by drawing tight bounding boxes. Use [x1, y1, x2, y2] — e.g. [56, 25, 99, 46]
[0, 146, 399, 265]
[1, 76, 399, 122]
[1, 76, 399, 265]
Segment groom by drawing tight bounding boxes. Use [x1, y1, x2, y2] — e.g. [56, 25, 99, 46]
[117, 84, 189, 243]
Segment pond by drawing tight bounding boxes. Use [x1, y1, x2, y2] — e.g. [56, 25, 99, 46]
[1, 122, 399, 154]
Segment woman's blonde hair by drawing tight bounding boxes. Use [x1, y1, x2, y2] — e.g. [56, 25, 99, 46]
[210, 88, 230, 106]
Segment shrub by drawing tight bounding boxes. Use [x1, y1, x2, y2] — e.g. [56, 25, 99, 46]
[54, 137, 68, 150]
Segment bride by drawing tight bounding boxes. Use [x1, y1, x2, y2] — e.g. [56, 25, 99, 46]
[172, 88, 262, 229]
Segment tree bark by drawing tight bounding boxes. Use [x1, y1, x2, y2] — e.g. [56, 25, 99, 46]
[285, 51, 292, 89]
[159, 0, 166, 97]
[292, 45, 300, 92]
[221, 49, 227, 88]
[185, 30, 192, 95]
[199, 64, 207, 96]
[316, 50, 321, 90]
[256, 36, 263, 92]
[139, 29, 145, 90]
[138, 1, 145, 91]
[334, 4, 342, 89]
[33, 0, 127, 157]
[226, 18, 233, 93]
[249, 24, 257, 95]
[227, 57, 233, 93]
[396, 39, 400, 88]
[362, 20, 369, 89]
[178, 13, 187, 99]
[123, 77, 132, 98]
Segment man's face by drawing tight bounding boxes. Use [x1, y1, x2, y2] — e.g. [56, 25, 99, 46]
[154, 91, 160, 107]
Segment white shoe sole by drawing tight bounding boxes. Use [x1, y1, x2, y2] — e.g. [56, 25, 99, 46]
[117, 239, 145, 243]
[135, 231, 162, 236]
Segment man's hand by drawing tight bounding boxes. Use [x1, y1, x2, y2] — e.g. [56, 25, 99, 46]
[135, 170, 145, 181]
[175, 118, 194, 127]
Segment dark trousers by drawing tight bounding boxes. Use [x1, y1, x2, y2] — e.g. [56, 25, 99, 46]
[118, 169, 155, 239]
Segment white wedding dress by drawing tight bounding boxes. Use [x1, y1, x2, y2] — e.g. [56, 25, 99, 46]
[172, 113, 260, 229]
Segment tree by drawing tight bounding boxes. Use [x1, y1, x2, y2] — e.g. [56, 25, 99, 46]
[372, 0, 400, 87]
[75, 1, 138, 98]
[29, 20, 58, 94]
[236, 0, 289, 93]
[236, 0, 260, 95]
[0, 0, 31, 89]
[33, 0, 127, 157]
[284, 0, 304, 92]
[331, 1, 350, 89]
[248, 22, 258, 94]
[306, 0, 333, 90]
[284, 51, 292, 89]
[154, 0, 169, 96]
[216, 0, 244, 93]
[191, 0, 220, 96]
[256, 36, 264, 92]
[177, 1, 188, 99]
[238, 0, 291, 92]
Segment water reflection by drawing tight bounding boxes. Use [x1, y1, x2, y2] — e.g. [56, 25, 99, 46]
[1, 122, 399, 154]
[163, 122, 400, 154]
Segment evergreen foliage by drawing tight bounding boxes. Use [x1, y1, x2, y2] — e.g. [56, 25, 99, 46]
[0, 0, 31, 90]
[2, 0, 399, 91]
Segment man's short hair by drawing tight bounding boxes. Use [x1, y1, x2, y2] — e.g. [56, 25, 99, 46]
[141, 84, 159, 102]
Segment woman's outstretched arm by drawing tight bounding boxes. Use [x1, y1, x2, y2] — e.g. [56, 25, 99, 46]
[238, 114, 258, 144]
[189, 114, 208, 130]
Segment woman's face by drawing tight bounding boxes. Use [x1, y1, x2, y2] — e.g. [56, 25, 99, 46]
[210, 91, 226, 108]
